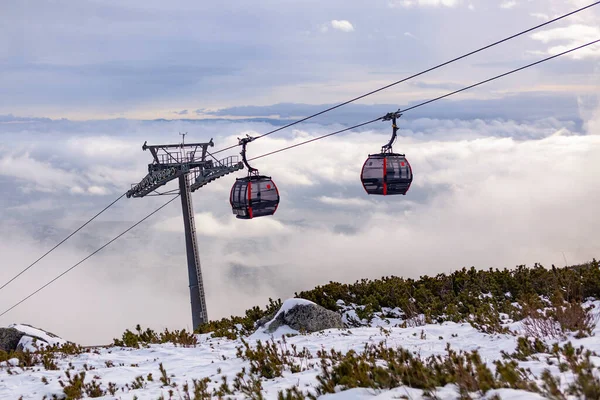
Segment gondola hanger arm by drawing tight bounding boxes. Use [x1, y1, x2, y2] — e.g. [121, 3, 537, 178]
[381, 110, 402, 153]
[238, 134, 259, 176]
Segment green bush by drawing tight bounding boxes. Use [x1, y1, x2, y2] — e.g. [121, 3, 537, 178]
[112, 324, 197, 348]
[114, 259, 599, 339]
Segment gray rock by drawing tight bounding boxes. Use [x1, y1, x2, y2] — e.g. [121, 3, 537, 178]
[255, 313, 275, 329]
[0, 328, 25, 352]
[267, 303, 344, 333]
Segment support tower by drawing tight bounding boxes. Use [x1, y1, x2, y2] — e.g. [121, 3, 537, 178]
[127, 139, 243, 329]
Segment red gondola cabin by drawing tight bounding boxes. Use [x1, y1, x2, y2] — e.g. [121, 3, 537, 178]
[361, 153, 412, 195]
[230, 175, 280, 219]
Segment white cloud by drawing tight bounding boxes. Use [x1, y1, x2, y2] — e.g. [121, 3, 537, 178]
[0, 152, 79, 193]
[157, 212, 290, 238]
[317, 196, 373, 207]
[84, 164, 145, 189]
[531, 24, 600, 59]
[390, 0, 461, 8]
[88, 186, 109, 195]
[500, 1, 517, 9]
[531, 25, 600, 44]
[7, 199, 61, 212]
[66, 137, 136, 160]
[0, 151, 125, 195]
[330, 20, 354, 33]
[580, 96, 600, 136]
[530, 12, 548, 20]
[69, 186, 86, 194]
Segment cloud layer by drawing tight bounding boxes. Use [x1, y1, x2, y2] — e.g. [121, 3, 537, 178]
[0, 107, 599, 344]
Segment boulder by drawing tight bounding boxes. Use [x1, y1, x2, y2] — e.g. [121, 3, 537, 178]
[1, 324, 67, 352]
[264, 299, 344, 333]
[0, 327, 25, 352]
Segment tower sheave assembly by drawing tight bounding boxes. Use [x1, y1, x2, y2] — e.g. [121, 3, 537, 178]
[127, 138, 243, 329]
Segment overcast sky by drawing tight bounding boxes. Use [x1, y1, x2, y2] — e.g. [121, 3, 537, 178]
[1, 0, 599, 119]
[0, 0, 599, 344]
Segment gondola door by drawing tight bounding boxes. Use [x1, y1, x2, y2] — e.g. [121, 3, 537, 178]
[361, 156, 385, 195]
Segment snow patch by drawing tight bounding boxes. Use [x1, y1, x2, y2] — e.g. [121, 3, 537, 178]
[3, 301, 600, 398]
[0, 317, 597, 399]
[10, 323, 67, 351]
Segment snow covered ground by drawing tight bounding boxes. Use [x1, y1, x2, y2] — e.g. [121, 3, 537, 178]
[2, 300, 600, 399]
